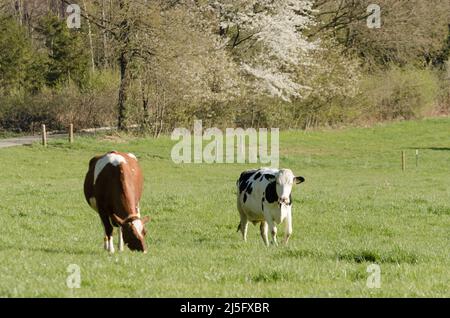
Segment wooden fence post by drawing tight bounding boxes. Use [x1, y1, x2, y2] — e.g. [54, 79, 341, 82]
[415, 149, 419, 167]
[69, 123, 74, 143]
[42, 124, 47, 147]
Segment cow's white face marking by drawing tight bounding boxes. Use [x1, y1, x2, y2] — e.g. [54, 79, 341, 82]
[127, 153, 137, 160]
[276, 169, 295, 204]
[132, 219, 144, 237]
[94, 153, 126, 184]
[89, 197, 98, 211]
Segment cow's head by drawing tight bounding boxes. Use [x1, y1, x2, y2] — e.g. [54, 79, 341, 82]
[112, 214, 150, 252]
[275, 169, 305, 206]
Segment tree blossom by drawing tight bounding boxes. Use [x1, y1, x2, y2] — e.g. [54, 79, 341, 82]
[213, 0, 317, 101]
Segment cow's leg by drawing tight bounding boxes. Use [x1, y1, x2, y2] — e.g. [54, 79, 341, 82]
[239, 215, 249, 242]
[263, 210, 278, 246]
[283, 209, 293, 245]
[99, 212, 115, 253]
[237, 196, 249, 242]
[271, 225, 278, 246]
[118, 226, 124, 252]
[107, 236, 114, 253]
[103, 236, 108, 250]
[260, 221, 269, 246]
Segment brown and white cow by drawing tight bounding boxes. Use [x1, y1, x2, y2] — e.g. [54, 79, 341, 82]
[84, 151, 150, 253]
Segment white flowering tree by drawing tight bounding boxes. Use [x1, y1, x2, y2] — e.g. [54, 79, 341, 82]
[212, 0, 318, 101]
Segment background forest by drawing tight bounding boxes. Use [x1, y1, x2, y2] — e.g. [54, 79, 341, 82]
[0, 0, 449, 135]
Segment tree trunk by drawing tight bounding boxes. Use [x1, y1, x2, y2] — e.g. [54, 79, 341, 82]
[118, 53, 130, 131]
[157, 90, 166, 138]
[15, 0, 23, 25]
[153, 80, 160, 138]
[117, 0, 131, 131]
[82, 0, 95, 73]
[140, 80, 150, 128]
[101, 0, 109, 68]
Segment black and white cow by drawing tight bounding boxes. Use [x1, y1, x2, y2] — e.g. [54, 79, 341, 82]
[236, 168, 305, 246]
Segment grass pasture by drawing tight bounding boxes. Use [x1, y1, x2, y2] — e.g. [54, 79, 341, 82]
[0, 118, 449, 297]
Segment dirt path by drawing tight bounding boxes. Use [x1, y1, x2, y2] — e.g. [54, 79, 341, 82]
[0, 134, 67, 149]
[0, 126, 131, 149]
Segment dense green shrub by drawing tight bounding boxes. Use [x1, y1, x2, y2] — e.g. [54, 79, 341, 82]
[359, 67, 440, 121]
[0, 71, 118, 132]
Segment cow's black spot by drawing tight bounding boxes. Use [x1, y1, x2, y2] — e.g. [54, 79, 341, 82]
[261, 197, 265, 211]
[264, 174, 275, 181]
[238, 170, 257, 193]
[243, 193, 248, 203]
[239, 181, 248, 193]
[245, 183, 253, 194]
[265, 181, 278, 203]
[253, 172, 261, 180]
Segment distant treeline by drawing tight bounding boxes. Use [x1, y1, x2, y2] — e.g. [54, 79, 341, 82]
[0, 0, 449, 134]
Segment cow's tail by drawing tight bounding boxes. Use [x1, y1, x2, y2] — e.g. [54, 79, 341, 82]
[236, 223, 241, 233]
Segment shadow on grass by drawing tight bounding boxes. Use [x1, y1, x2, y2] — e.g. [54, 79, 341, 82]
[1, 245, 99, 256]
[336, 249, 418, 264]
[250, 270, 292, 283]
[280, 247, 419, 264]
[408, 147, 450, 151]
[281, 248, 326, 259]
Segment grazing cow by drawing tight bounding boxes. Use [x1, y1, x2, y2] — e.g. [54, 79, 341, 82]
[84, 151, 150, 253]
[236, 168, 305, 246]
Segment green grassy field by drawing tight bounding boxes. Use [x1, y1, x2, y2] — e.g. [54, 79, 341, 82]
[0, 118, 449, 297]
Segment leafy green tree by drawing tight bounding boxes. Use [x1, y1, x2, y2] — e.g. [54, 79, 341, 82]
[313, 0, 450, 68]
[38, 14, 90, 88]
[0, 16, 45, 94]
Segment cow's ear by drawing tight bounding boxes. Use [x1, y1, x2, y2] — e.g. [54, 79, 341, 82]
[295, 176, 305, 184]
[142, 216, 151, 224]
